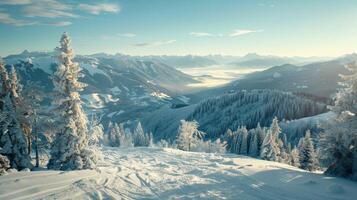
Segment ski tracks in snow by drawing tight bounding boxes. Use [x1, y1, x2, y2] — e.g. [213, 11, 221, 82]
[1, 147, 357, 200]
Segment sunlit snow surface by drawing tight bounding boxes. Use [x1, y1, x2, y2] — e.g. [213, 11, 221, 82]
[178, 65, 265, 88]
[1, 147, 357, 200]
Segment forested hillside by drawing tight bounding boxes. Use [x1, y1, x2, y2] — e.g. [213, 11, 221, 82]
[188, 90, 327, 137]
[143, 89, 327, 140]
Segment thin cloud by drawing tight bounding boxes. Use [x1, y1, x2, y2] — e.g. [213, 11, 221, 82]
[133, 40, 177, 47]
[78, 3, 121, 15]
[154, 40, 176, 46]
[258, 2, 275, 7]
[21, 0, 77, 18]
[133, 43, 150, 47]
[22, 7, 77, 18]
[190, 32, 214, 37]
[230, 29, 263, 37]
[0, 0, 31, 5]
[117, 33, 136, 38]
[0, 11, 38, 26]
[0, 1, 120, 27]
[47, 21, 72, 26]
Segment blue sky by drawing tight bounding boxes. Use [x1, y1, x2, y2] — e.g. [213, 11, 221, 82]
[0, 0, 357, 57]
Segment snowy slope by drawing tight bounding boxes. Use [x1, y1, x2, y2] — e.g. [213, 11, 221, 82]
[1, 147, 356, 200]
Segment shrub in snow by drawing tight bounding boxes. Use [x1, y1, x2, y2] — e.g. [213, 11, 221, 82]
[156, 139, 170, 148]
[319, 61, 357, 180]
[0, 154, 10, 175]
[119, 132, 134, 148]
[7, 168, 17, 173]
[191, 138, 226, 154]
[47, 33, 97, 170]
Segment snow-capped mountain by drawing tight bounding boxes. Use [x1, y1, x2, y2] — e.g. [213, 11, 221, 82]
[4, 51, 198, 125]
[187, 54, 357, 103]
[229, 53, 331, 68]
[134, 55, 218, 68]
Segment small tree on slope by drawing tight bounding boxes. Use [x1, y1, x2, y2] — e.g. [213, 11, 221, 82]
[289, 147, 300, 168]
[298, 130, 318, 171]
[319, 61, 357, 180]
[48, 33, 97, 170]
[176, 120, 204, 151]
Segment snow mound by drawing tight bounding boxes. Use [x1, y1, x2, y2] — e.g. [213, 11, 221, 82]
[1, 147, 357, 200]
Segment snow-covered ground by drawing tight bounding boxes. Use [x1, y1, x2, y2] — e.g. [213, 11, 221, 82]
[1, 147, 356, 200]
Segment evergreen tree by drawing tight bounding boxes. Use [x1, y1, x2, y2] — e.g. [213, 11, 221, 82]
[9, 66, 32, 156]
[88, 115, 104, 146]
[133, 121, 146, 146]
[278, 138, 289, 163]
[48, 33, 97, 170]
[320, 61, 357, 180]
[240, 126, 248, 155]
[260, 117, 281, 161]
[255, 123, 266, 155]
[0, 60, 32, 170]
[290, 147, 300, 168]
[299, 130, 317, 171]
[223, 129, 234, 152]
[248, 130, 259, 157]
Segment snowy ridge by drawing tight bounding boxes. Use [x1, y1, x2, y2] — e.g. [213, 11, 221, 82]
[1, 147, 357, 200]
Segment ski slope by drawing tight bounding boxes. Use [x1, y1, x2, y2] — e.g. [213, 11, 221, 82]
[0, 147, 356, 200]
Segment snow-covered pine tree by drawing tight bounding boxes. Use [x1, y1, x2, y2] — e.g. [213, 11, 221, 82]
[290, 147, 300, 168]
[299, 130, 317, 171]
[133, 121, 147, 146]
[240, 126, 249, 155]
[260, 130, 276, 161]
[278, 138, 289, 163]
[107, 122, 121, 147]
[148, 132, 154, 147]
[48, 33, 97, 170]
[119, 131, 134, 148]
[88, 115, 104, 146]
[233, 127, 246, 154]
[9, 66, 32, 156]
[248, 129, 259, 157]
[320, 61, 357, 180]
[255, 123, 266, 155]
[0, 61, 32, 170]
[0, 58, 9, 166]
[260, 117, 281, 161]
[222, 129, 234, 152]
